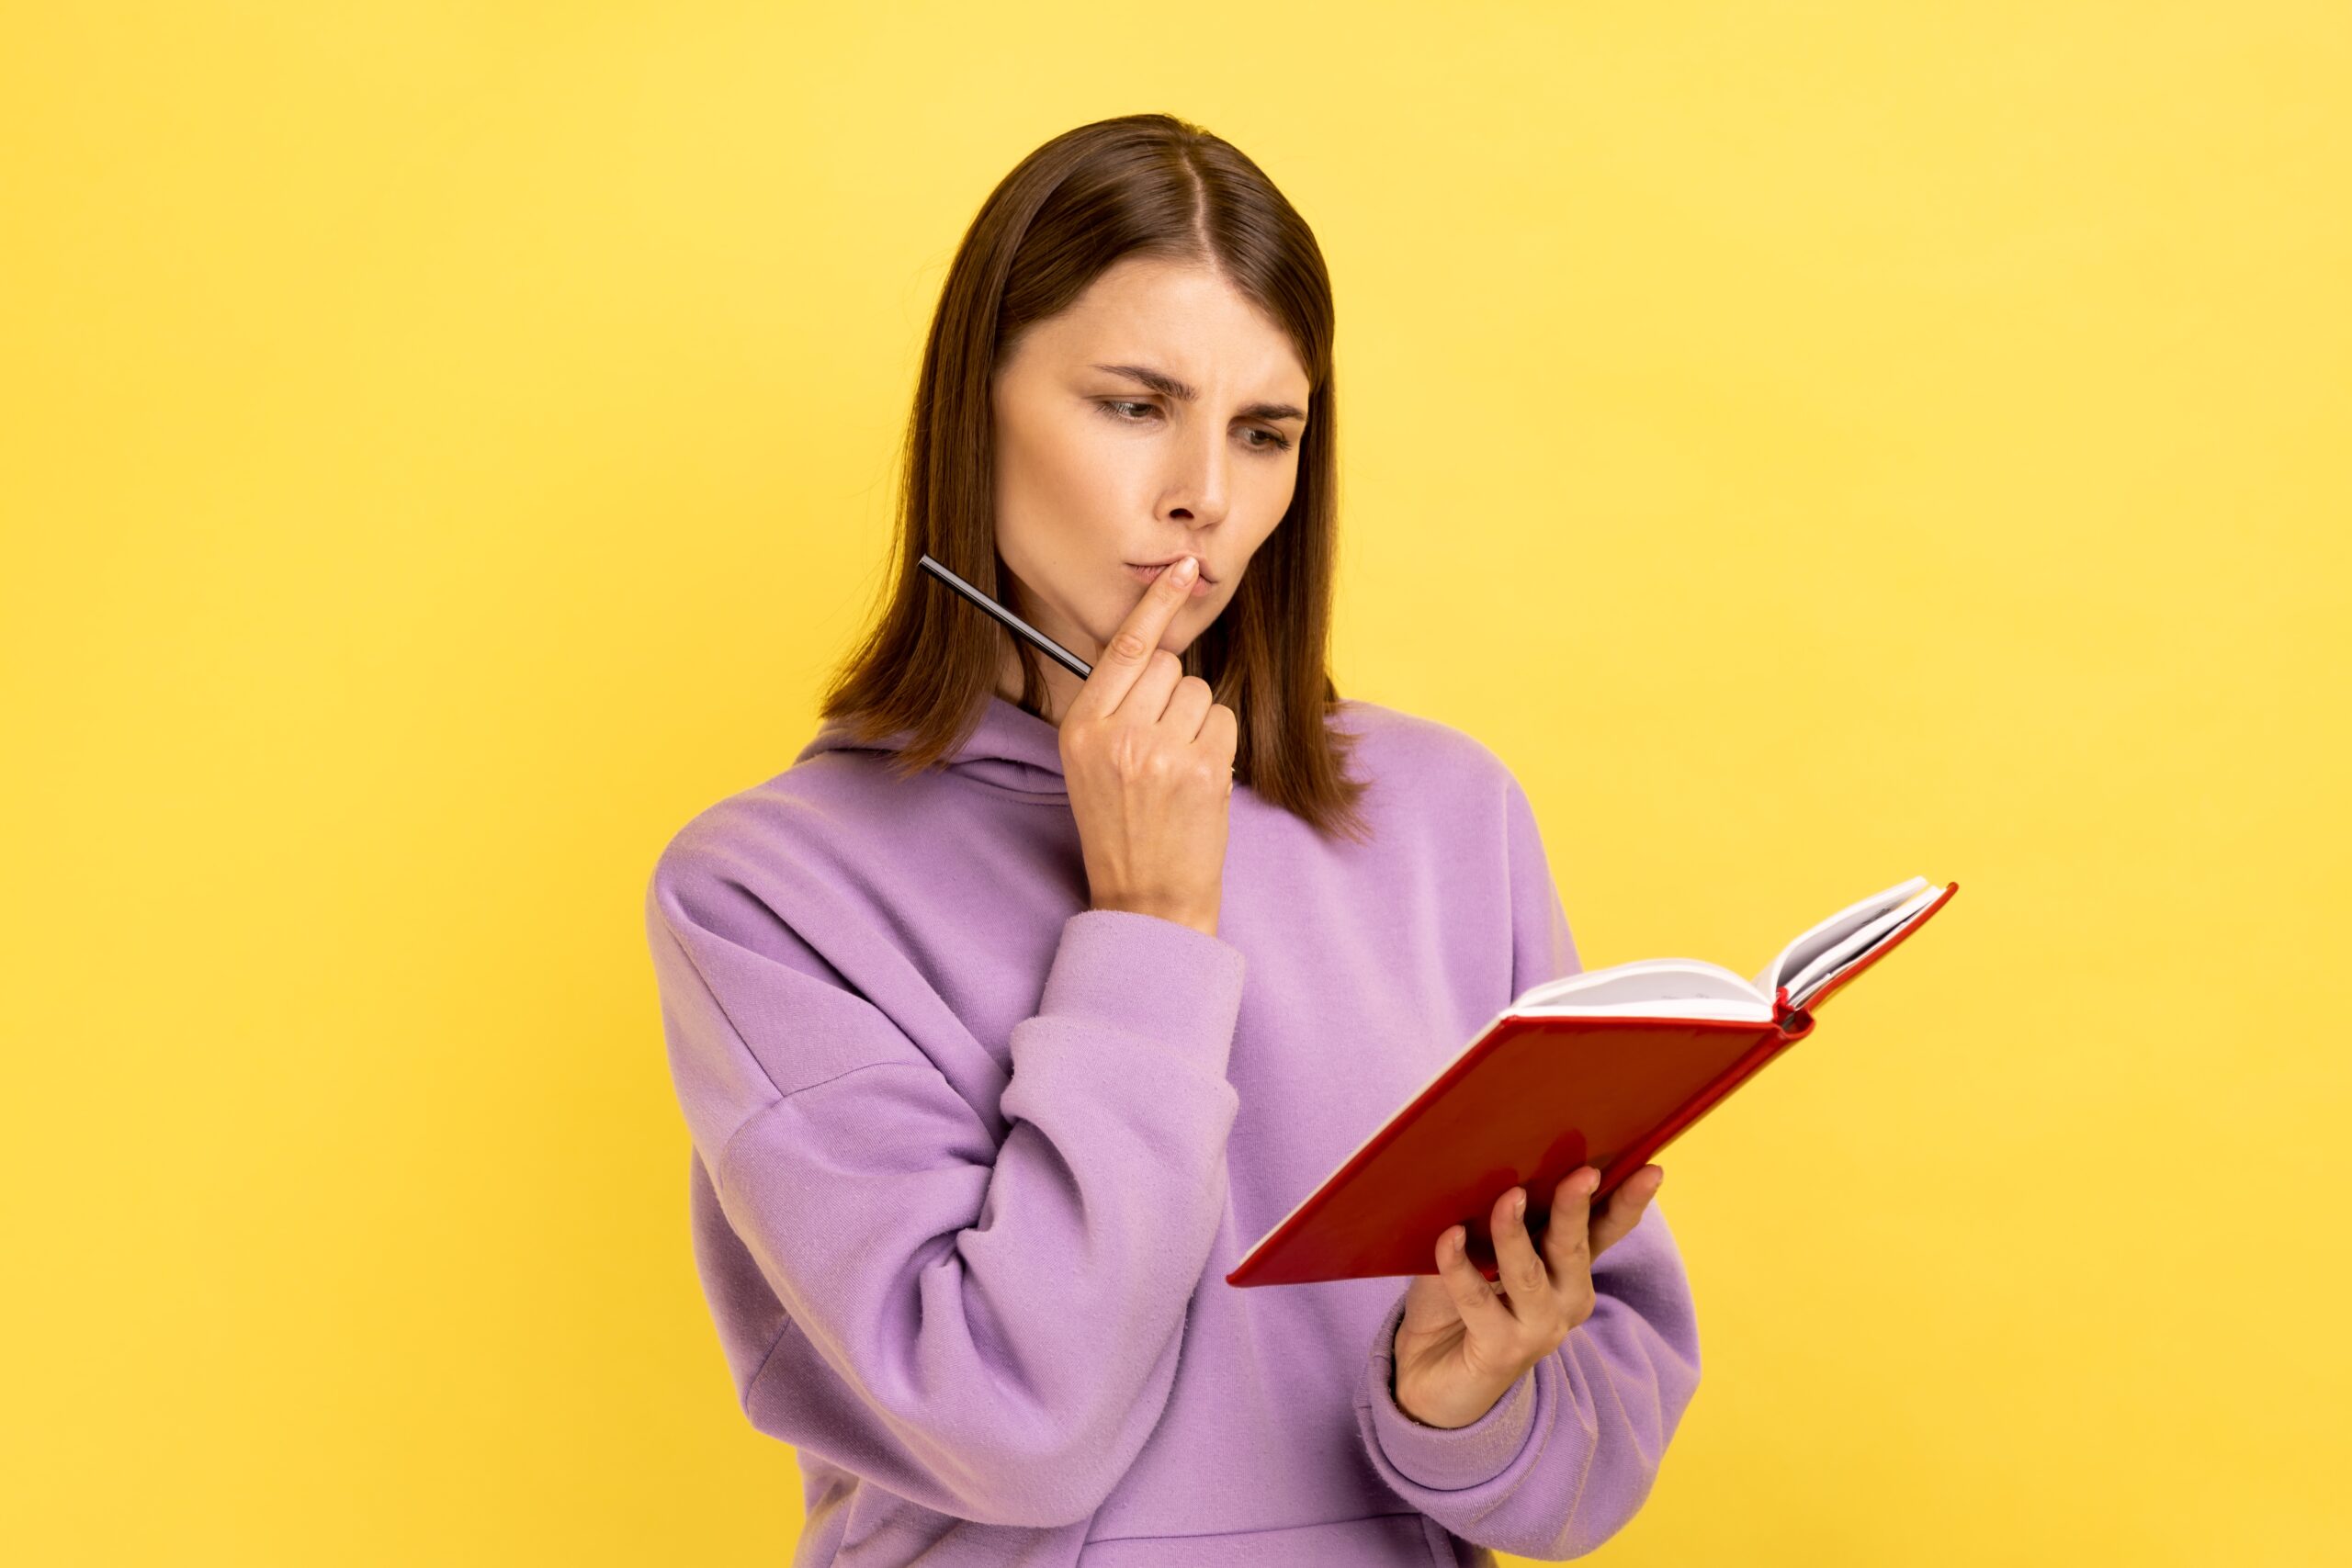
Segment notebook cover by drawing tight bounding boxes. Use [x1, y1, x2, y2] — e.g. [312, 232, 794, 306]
[1223, 880, 1958, 1287]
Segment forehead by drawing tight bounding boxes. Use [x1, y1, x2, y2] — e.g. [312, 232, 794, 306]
[1022, 257, 1308, 393]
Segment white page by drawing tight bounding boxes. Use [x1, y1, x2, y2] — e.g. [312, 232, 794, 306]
[1751, 875, 1931, 996]
[1785, 884, 1941, 1008]
[1515, 957, 1765, 1015]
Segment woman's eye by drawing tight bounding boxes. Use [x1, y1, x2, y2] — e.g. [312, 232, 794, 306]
[1097, 400, 1292, 454]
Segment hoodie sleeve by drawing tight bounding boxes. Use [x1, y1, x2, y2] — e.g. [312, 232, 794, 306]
[1353, 769, 1703, 1560]
[646, 850, 1247, 1532]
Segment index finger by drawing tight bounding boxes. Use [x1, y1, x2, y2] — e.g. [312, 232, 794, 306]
[1068, 554, 1202, 719]
[1433, 1224, 1516, 1339]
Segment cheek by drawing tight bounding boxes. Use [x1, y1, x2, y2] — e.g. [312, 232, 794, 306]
[1249, 450, 1299, 508]
[1006, 416, 1143, 530]
[1067, 422, 1163, 512]
[1239, 472, 1295, 551]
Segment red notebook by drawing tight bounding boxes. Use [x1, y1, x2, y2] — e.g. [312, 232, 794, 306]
[1226, 875, 1960, 1288]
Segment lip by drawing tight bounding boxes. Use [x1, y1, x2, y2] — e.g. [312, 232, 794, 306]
[1125, 557, 1217, 597]
[1127, 555, 1216, 581]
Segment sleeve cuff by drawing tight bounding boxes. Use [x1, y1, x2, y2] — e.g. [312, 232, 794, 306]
[1033, 908, 1249, 1077]
[1362, 1289, 1542, 1491]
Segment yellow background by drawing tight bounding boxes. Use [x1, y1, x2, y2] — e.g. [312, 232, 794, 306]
[6, 3, 2346, 1562]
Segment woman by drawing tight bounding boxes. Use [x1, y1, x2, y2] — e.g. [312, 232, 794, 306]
[644, 112, 1697, 1566]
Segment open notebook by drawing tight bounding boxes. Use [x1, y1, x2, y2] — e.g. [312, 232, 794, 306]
[1516, 874, 1954, 1021]
[1225, 875, 1959, 1288]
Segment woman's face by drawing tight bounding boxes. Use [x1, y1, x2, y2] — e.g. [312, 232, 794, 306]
[988, 254, 1310, 719]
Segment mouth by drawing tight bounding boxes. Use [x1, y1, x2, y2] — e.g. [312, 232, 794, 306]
[1126, 555, 1217, 585]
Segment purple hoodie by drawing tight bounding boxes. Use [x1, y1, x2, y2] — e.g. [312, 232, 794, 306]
[643, 692, 1701, 1564]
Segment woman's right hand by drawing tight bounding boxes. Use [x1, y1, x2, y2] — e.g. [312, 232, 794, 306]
[1061, 555, 1239, 939]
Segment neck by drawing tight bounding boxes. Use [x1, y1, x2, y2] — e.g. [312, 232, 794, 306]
[995, 641, 1089, 728]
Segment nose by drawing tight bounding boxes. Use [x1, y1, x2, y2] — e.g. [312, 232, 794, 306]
[1162, 420, 1231, 529]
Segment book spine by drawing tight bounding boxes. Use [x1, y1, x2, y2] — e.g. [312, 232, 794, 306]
[1773, 983, 1818, 1040]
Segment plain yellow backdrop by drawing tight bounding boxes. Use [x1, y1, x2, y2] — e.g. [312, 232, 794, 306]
[5, 3, 2347, 1562]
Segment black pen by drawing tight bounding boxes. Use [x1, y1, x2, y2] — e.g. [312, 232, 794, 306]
[917, 554, 1095, 680]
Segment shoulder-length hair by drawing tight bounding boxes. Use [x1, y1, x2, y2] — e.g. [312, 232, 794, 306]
[815, 111, 1373, 845]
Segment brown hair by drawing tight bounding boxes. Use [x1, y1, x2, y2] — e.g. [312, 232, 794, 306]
[814, 111, 1374, 845]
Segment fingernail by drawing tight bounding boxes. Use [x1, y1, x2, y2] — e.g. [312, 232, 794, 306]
[1511, 1189, 1526, 1220]
[1170, 557, 1198, 582]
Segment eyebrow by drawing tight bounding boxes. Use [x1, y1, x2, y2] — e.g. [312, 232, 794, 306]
[1091, 363, 1307, 424]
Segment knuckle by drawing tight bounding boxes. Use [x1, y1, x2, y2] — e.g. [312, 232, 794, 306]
[1110, 631, 1148, 660]
[1149, 649, 1182, 678]
[1108, 728, 1150, 774]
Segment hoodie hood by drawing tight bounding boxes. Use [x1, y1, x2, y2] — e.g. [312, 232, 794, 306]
[794, 693, 1071, 803]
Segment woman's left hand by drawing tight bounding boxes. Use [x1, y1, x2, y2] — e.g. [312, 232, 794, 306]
[1391, 1162, 1666, 1429]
